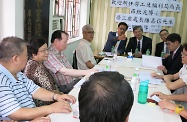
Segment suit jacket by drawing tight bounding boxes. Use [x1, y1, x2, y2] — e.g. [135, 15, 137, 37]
[155, 41, 164, 57]
[163, 45, 183, 75]
[103, 31, 127, 55]
[126, 35, 152, 55]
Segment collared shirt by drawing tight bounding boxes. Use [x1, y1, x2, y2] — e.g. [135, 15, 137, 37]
[44, 45, 75, 86]
[0, 64, 39, 119]
[179, 64, 187, 84]
[114, 32, 121, 52]
[137, 36, 143, 51]
[76, 39, 96, 70]
[172, 45, 180, 57]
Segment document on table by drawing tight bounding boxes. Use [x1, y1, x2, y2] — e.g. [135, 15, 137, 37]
[139, 72, 162, 85]
[104, 52, 113, 56]
[142, 55, 162, 69]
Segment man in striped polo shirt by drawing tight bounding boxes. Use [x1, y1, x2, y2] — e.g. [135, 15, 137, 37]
[0, 37, 76, 121]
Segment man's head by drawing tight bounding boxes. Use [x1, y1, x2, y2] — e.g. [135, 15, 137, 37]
[117, 22, 128, 36]
[166, 33, 181, 52]
[133, 26, 143, 40]
[51, 30, 69, 51]
[82, 25, 94, 42]
[79, 71, 134, 122]
[0, 36, 28, 71]
[159, 29, 169, 42]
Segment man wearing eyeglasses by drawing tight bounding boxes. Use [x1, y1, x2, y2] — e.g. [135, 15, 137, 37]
[126, 26, 152, 58]
[76, 24, 97, 70]
[155, 29, 170, 58]
[157, 33, 183, 75]
[103, 22, 128, 55]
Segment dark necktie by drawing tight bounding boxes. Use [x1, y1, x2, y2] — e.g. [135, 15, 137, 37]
[137, 41, 140, 51]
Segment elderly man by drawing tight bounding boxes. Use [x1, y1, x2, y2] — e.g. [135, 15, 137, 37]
[76, 25, 97, 70]
[126, 26, 152, 57]
[0, 37, 76, 121]
[44, 30, 97, 93]
[155, 29, 170, 58]
[79, 71, 134, 122]
[103, 22, 128, 55]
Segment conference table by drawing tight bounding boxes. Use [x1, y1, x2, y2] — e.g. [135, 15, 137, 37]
[49, 56, 182, 122]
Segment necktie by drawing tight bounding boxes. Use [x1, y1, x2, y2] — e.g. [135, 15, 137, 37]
[137, 41, 140, 51]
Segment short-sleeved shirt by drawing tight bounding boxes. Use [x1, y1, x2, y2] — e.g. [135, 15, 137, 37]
[173, 64, 187, 109]
[24, 59, 57, 106]
[0, 64, 39, 118]
[44, 45, 75, 86]
[76, 39, 96, 70]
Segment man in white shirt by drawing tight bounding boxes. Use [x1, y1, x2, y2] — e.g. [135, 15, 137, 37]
[76, 25, 97, 70]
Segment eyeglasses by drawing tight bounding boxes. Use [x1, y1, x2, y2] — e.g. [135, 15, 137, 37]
[181, 52, 187, 56]
[85, 31, 95, 34]
[119, 28, 126, 31]
[38, 48, 48, 53]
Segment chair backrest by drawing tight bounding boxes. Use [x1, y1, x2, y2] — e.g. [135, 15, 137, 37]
[72, 50, 78, 69]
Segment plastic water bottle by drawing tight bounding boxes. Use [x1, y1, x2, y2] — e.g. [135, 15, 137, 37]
[113, 49, 118, 62]
[111, 46, 115, 55]
[146, 49, 150, 55]
[130, 73, 138, 91]
[135, 48, 139, 57]
[72, 104, 79, 119]
[105, 60, 111, 71]
[161, 50, 165, 59]
[138, 80, 149, 104]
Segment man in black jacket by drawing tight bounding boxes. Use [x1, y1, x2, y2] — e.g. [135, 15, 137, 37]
[126, 26, 152, 57]
[158, 33, 183, 75]
[155, 29, 170, 58]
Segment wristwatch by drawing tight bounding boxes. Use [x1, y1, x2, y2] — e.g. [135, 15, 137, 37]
[175, 104, 184, 114]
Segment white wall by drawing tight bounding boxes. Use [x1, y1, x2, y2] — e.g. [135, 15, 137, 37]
[0, 0, 24, 40]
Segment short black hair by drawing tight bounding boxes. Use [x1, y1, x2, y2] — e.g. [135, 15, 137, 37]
[27, 37, 47, 59]
[0, 36, 27, 62]
[118, 22, 128, 31]
[159, 29, 168, 35]
[183, 43, 187, 51]
[133, 26, 143, 32]
[79, 71, 134, 122]
[51, 30, 68, 43]
[166, 33, 181, 43]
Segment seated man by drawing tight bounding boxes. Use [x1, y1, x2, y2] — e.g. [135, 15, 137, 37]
[76, 24, 97, 70]
[79, 71, 134, 122]
[126, 26, 152, 57]
[157, 33, 183, 75]
[151, 43, 187, 122]
[155, 29, 170, 58]
[103, 22, 128, 55]
[44, 30, 97, 93]
[0, 37, 76, 121]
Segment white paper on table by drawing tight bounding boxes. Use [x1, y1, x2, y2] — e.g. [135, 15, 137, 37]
[104, 52, 113, 56]
[139, 72, 162, 85]
[142, 55, 162, 69]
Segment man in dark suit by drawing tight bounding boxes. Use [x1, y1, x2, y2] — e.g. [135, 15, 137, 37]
[155, 29, 170, 58]
[126, 26, 152, 57]
[103, 22, 128, 55]
[157, 33, 183, 75]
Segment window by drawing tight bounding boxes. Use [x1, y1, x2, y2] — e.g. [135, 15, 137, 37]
[53, 0, 80, 38]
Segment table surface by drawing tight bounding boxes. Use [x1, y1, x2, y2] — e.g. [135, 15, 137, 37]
[49, 56, 182, 122]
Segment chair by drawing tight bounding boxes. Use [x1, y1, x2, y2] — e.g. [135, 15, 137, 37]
[72, 50, 78, 69]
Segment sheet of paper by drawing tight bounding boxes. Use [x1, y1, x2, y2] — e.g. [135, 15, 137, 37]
[139, 72, 162, 85]
[104, 52, 113, 56]
[142, 55, 162, 69]
[151, 95, 161, 102]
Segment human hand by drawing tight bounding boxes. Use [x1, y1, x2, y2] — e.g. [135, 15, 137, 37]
[118, 34, 126, 40]
[31, 117, 51, 122]
[55, 94, 76, 104]
[150, 92, 167, 99]
[50, 101, 72, 113]
[158, 99, 176, 111]
[151, 72, 164, 79]
[157, 66, 167, 74]
[2, 120, 17, 122]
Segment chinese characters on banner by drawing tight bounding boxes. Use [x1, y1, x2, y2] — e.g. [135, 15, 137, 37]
[111, 0, 182, 33]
